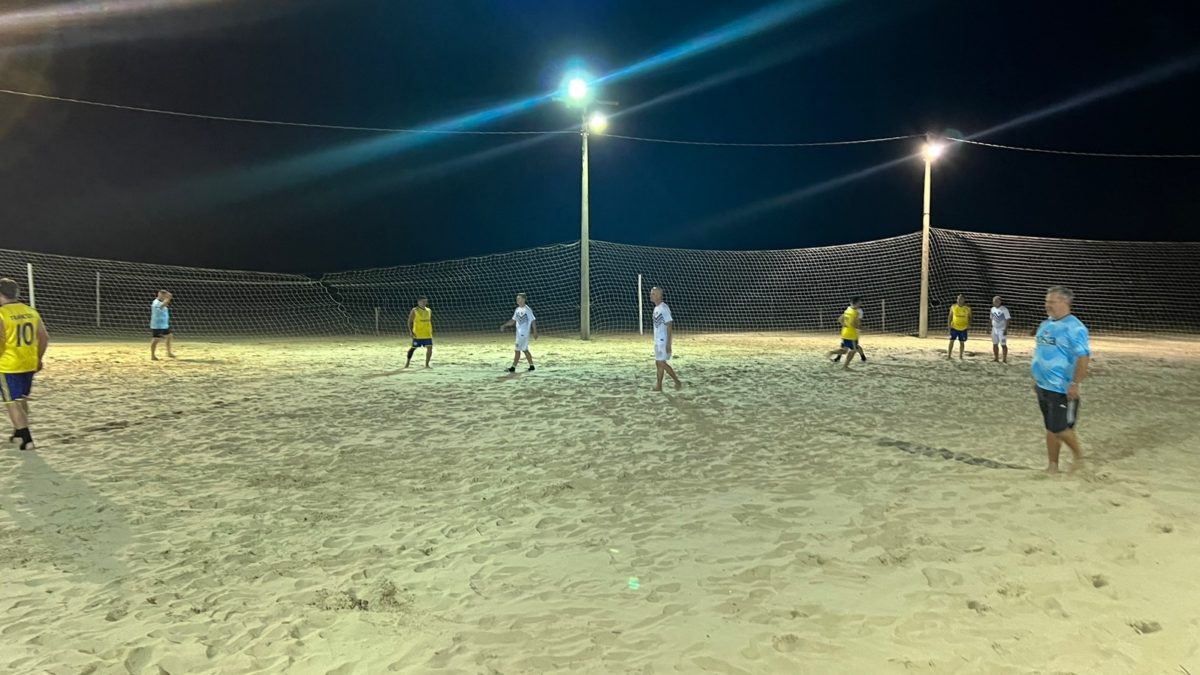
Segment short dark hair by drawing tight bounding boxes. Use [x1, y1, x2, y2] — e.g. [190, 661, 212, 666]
[516, 293, 527, 301]
[0, 278, 19, 301]
[850, 296, 862, 305]
[418, 296, 428, 301]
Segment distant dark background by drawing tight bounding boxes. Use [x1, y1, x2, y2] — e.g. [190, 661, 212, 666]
[2, 0, 1198, 274]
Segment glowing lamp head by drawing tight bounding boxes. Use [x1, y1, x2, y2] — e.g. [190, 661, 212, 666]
[567, 78, 589, 101]
[588, 112, 608, 134]
[923, 142, 945, 162]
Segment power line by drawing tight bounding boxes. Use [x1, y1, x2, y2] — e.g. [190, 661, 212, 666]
[605, 133, 921, 147]
[0, 88, 570, 136]
[954, 138, 1200, 159]
[3, 86, 1200, 157]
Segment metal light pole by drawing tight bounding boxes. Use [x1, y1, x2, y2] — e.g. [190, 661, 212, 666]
[917, 139, 943, 338]
[564, 76, 613, 340]
[580, 113, 591, 340]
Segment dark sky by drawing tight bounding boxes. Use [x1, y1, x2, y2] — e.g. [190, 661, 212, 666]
[2, 0, 1198, 274]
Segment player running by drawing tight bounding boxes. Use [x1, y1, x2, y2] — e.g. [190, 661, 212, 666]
[830, 297, 866, 366]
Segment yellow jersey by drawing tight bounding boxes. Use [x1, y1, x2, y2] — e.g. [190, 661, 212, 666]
[840, 306, 860, 341]
[950, 304, 972, 331]
[411, 307, 433, 339]
[0, 302, 42, 373]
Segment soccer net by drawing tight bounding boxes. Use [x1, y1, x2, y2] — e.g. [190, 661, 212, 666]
[0, 247, 353, 338]
[5, 228, 1199, 338]
[929, 229, 1200, 336]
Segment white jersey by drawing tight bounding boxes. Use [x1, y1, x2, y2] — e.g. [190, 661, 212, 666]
[512, 306, 536, 336]
[653, 303, 673, 342]
[990, 306, 1011, 331]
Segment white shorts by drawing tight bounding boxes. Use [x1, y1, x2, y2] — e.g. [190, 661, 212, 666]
[992, 328, 1007, 346]
[515, 333, 531, 352]
[655, 338, 671, 362]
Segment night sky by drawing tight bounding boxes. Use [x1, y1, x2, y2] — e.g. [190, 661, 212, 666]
[2, 0, 1198, 274]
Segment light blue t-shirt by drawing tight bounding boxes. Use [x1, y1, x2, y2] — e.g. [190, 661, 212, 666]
[150, 299, 170, 329]
[1032, 314, 1090, 394]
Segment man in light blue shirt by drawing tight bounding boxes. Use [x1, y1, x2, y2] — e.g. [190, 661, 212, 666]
[1031, 286, 1090, 473]
[150, 290, 176, 361]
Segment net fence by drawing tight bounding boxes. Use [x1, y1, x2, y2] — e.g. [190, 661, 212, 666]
[3, 228, 1198, 338]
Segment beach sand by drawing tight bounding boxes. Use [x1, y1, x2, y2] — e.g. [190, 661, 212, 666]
[1, 334, 1198, 674]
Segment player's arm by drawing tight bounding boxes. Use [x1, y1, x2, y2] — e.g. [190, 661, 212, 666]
[501, 319, 515, 331]
[1067, 325, 1090, 400]
[947, 308, 954, 326]
[531, 319, 538, 339]
[666, 320, 673, 352]
[36, 322, 49, 371]
[407, 308, 416, 336]
[0, 318, 6, 359]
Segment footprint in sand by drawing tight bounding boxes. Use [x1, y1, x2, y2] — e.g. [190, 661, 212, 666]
[772, 634, 801, 653]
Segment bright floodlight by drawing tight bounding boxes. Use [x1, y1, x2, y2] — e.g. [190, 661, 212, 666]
[588, 112, 608, 134]
[567, 78, 589, 101]
[923, 142, 945, 161]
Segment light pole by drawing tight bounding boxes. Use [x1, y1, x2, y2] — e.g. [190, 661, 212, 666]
[565, 76, 614, 340]
[917, 138, 944, 339]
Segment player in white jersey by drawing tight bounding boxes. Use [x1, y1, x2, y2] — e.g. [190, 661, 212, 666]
[650, 287, 682, 391]
[500, 293, 537, 372]
[990, 295, 1012, 363]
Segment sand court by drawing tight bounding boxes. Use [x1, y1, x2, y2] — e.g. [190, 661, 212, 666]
[1, 334, 1198, 673]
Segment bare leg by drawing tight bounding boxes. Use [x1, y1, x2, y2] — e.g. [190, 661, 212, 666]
[856, 345, 867, 362]
[524, 350, 535, 369]
[166, 333, 176, 358]
[510, 351, 521, 370]
[1045, 431, 1062, 472]
[947, 340, 954, 359]
[151, 338, 160, 361]
[425, 346, 433, 368]
[958, 340, 966, 360]
[993, 344, 1000, 362]
[662, 362, 682, 389]
[1056, 429, 1084, 472]
[405, 347, 415, 367]
[7, 401, 27, 431]
[654, 361, 665, 391]
[1002, 345, 1008, 363]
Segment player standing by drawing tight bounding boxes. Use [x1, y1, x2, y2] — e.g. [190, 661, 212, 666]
[990, 295, 1012, 363]
[501, 293, 537, 372]
[947, 294, 971, 360]
[406, 296, 434, 368]
[1031, 286, 1089, 473]
[650, 287, 682, 391]
[0, 278, 49, 451]
[150, 290, 176, 361]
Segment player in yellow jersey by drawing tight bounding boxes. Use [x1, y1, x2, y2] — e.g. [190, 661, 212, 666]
[826, 297, 863, 371]
[947, 294, 972, 360]
[405, 296, 434, 368]
[0, 278, 50, 451]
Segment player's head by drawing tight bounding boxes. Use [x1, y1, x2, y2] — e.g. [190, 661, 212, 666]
[1045, 286, 1073, 320]
[157, 289, 172, 301]
[417, 296, 428, 308]
[650, 286, 663, 304]
[0, 278, 19, 303]
[515, 293, 526, 306]
[956, 294, 966, 305]
[850, 296, 862, 308]
[992, 295, 1002, 307]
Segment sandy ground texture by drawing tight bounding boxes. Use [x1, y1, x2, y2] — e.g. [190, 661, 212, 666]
[1, 333, 1198, 675]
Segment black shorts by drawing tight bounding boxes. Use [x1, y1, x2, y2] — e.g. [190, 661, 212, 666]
[1036, 387, 1080, 433]
[151, 328, 173, 338]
